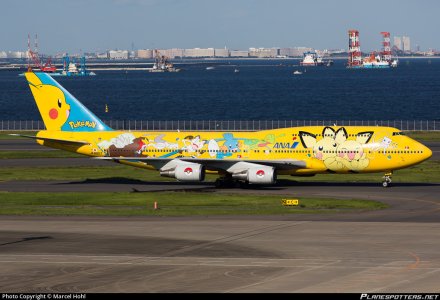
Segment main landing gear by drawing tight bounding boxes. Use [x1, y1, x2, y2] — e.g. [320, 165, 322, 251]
[215, 175, 234, 188]
[214, 177, 248, 188]
[382, 172, 393, 188]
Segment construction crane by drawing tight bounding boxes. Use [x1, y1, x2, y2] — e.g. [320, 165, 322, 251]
[27, 33, 57, 73]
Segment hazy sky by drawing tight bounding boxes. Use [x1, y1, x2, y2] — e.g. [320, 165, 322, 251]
[1, 0, 439, 54]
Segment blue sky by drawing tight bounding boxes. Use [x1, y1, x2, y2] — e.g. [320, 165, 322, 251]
[1, 0, 439, 54]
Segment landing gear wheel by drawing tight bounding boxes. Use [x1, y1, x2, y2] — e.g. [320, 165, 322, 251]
[382, 174, 392, 188]
[214, 178, 224, 188]
[215, 177, 236, 188]
[239, 181, 249, 188]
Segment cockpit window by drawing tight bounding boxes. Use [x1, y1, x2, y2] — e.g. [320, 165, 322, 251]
[392, 132, 405, 136]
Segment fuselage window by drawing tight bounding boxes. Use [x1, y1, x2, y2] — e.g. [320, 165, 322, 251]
[392, 132, 405, 136]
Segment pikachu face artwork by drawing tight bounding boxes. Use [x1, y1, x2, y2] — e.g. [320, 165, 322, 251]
[26, 72, 71, 131]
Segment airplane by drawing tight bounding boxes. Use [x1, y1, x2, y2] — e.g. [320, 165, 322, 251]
[17, 71, 432, 188]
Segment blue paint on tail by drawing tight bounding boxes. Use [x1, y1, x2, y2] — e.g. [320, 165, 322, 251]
[35, 72, 112, 132]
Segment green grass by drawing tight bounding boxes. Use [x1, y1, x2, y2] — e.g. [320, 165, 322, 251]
[405, 131, 440, 142]
[0, 191, 388, 216]
[0, 150, 83, 159]
[1, 160, 438, 183]
[0, 165, 175, 182]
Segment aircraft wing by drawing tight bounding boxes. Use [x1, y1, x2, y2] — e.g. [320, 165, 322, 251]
[95, 157, 306, 170]
[9, 134, 90, 146]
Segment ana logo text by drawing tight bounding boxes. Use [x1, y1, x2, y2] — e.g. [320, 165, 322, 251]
[69, 121, 97, 129]
[273, 142, 299, 149]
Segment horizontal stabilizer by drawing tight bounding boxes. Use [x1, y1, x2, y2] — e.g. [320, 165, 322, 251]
[9, 134, 89, 146]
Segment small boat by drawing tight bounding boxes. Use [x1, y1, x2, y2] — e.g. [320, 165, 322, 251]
[206, 66, 215, 70]
[293, 70, 302, 75]
[300, 51, 324, 66]
[234, 68, 240, 73]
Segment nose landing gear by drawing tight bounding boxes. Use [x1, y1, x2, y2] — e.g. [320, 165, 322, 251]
[382, 172, 393, 187]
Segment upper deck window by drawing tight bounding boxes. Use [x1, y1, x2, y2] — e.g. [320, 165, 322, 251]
[392, 132, 405, 136]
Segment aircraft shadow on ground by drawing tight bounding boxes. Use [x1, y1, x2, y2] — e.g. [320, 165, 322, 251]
[0, 236, 53, 247]
[62, 177, 440, 190]
[276, 179, 440, 188]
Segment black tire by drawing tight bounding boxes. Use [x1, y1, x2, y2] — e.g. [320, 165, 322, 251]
[214, 179, 223, 188]
[239, 181, 249, 188]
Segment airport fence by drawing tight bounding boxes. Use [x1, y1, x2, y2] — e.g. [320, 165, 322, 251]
[0, 120, 439, 131]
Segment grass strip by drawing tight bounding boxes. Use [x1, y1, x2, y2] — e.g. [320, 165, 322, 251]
[0, 191, 388, 216]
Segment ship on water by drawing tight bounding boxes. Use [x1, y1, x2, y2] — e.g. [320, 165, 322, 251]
[299, 51, 324, 66]
[149, 50, 181, 72]
[299, 51, 333, 67]
[361, 52, 396, 68]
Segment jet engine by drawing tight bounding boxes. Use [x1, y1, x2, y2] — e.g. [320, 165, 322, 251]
[232, 166, 276, 184]
[160, 163, 205, 182]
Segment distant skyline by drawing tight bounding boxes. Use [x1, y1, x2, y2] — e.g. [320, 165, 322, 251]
[1, 0, 439, 54]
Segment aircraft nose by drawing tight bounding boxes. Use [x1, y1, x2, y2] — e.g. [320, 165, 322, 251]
[420, 143, 432, 162]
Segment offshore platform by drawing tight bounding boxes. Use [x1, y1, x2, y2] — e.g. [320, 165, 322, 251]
[347, 30, 398, 68]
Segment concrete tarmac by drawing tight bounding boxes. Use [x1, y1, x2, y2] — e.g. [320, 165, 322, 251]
[0, 217, 439, 292]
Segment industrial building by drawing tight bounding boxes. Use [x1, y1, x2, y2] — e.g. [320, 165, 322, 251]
[393, 36, 402, 50]
[229, 50, 249, 57]
[402, 36, 411, 52]
[279, 47, 313, 57]
[136, 49, 153, 59]
[108, 50, 129, 59]
[183, 48, 215, 58]
[248, 47, 279, 58]
[214, 48, 229, 57]
[393, 36, 411, 52]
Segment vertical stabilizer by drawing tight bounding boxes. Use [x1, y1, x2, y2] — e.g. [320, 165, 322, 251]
[25, 72, 112, 131]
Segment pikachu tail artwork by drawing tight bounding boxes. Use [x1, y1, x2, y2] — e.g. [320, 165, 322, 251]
[17, 71, 432, 188]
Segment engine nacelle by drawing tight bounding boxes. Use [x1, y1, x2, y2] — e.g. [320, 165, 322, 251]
[160, 163, 205, 182]
[232, 166, 276, 184]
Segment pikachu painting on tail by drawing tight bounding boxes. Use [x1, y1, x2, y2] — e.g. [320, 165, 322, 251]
[26, 72, 71, 131]
[25, 72, 111, 132]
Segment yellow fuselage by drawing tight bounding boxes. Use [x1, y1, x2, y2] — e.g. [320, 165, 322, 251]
[35, 126, 432, 176]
